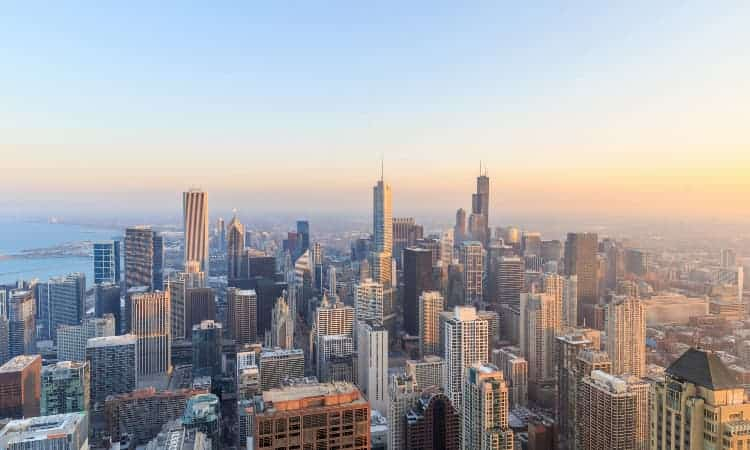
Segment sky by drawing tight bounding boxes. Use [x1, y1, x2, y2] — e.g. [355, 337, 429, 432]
[1, 2, 749, 223]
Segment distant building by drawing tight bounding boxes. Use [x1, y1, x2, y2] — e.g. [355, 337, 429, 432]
[0, 413, 88, 450]
[455, 208, 467, 244]
[403, 248, 434, 336]
[94, 282, 122, 332]
[460, 242, 483, 305]
[37, 273, 86, 341]
[564, 232, 598, 325]
[41, 361, 90, 416]
[8, 289, 35, 358]
[520, 293, 559, 396]
[355, 279, 384, 324]
[125, 225, 158, 291]
[418, 291, 444, 356]
[94, 240, 121, 284]
[226, 288, 257, 345]
[253, 381, 370, 449]
[0, 355, 41, 419]
[393, 217, 423, 266]
[226, 214, 245, 281]
[606, 296, 645, 378]
[268, 296, 294, 350]
[183, 189, 210, 273]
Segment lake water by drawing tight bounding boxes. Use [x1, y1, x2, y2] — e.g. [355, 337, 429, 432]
[0, 220, 121, 285]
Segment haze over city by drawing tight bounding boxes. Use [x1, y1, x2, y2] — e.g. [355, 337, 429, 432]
[2, 2, 749, 222]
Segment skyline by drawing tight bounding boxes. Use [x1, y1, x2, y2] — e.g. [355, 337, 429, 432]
[2, 2, 749, 221]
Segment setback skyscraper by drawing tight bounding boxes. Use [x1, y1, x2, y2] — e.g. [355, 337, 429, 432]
[183, 189, 210, 273]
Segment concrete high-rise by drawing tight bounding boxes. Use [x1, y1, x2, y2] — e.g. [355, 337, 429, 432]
[258, 348, 304, 391]
[183, 189, 209, 273]
[86, 334, 137, 406]
[94, 240, 121, 284]
[226, 288, 257, 345]
[403, 247, 433, 335]
[253, 381, 370, 449]
[41, 361, 90, 415]
[492, 347, 528, 408]
[444, 306, 488, 411]
[460, 241, 483, 305]
[57, 315, 116, 362]
[462, 363, 514, 450]
[125, 226, 163, 291]
[406, 355, 446, 390]
[192, 320, 222, 378]
[418, 291, 444, 356]
[357, 321, 389, 414]
[497, 255, 523, 306]
[606, 295, 645, 377]
[0, 355, 41, 419]
[564, 232, 599, 325]
[226, 214, 245, 281]
[129, 290, 171, 376]
[354, 278, 384, 324]
[8, 289, 36, 358]
[0, 413, 89, 450]
[520, 293, 559, 397]
[440, 228, 454, 267]
[576, 371, 649, 450]
[387, 373, 419, 450]
[652, 348, 750, 450]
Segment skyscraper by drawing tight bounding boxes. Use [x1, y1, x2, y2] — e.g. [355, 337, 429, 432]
[192, 320, 223, 378]
[316, 334, 354, 382]
[392, 217, 423, 266]
[721, 248, 738, 268]
[576, 371, 649, 450]
[406, 355, 446, 390]
[357, 320, 389, 414]
[226, 288, 257, 345]
[492, 347, 528, 408]
[258, 348, 304, 391]
[0, 355, 41, 419]
[418, 291, 444, 356]
[564, 232, 599, 325]
[86, 334, 137, 406]
[41, 361, 90, 415]
[8, 289, 35, 358]
[460, 241, 483, 305]
[57, 315, 116, 362]
[125, 226, 157, 291]
[440, 228, 454, 267]
[183, 189, 209, 273]
[296, 220, 310, 258]
[470, 168, 490, 245]
[454, 208, 467, 244]
[444, 306, 488, 411]
[651, 348, 750, 450]
[94, 282, 122, 333]
[373, 177, 392, 255]
[130, 290, 171, 376]
[497, 255, 523, 305]
[606, 295, 645, 378]
[387, 373, 419, 450]
[253, 382, 370, 449]
[226, 214, 245, 281]
[153, 232, 165, 290]
[520, 293, 559, 397]
[94, 240, 121, 284]
[266, 296, 292, 350]
[354, 279, 384, 324]
[462, 363, 514, 450]
[46, 272, 86, 341]
[403, 247, 433, 335]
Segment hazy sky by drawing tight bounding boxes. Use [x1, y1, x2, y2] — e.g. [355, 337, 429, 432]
[2, 2, 749, 222]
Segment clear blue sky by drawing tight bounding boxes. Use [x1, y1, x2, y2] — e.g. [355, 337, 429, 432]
[1, 2, 749, 221]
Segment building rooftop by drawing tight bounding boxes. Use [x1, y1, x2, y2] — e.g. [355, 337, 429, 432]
[0, 413, 85, 444]
[0, 355, 40, 373]
[259, 381, 364, 413]
[666, 347, 739, 390]
[260, 348, 304, 358]
[86, 334, 137, 349]
[42, 360, 86, 373]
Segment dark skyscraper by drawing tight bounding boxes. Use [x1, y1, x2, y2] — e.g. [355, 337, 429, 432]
[403, 248, 434, 336]
[454, 208, 467, 244]
[226, 214, 245, 281]
[564, 232, 599, 325]
[152, 233, 164, 291]
[124, 226, 155, 291]
[192, 320, 223, 378]
[8, 290, 35, 358]
[46, 273, 86, 341]
[469, 167, 490, 245]
[95, 282, 122, 334]
[405, 390, 460, 450]
[296, 220, 310, 258]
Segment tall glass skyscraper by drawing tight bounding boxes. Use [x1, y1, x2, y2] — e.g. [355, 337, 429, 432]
[93, 240, 120, 284]
[183, 189, 209, 273]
